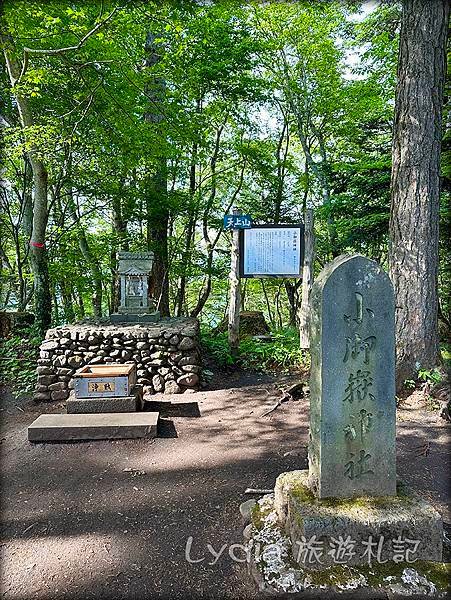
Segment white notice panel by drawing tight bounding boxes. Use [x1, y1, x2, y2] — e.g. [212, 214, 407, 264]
[242, 226, 302, 277]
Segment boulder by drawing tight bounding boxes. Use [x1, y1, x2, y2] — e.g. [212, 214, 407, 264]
[49, 382, 67, 391]
[179, 337, 196, 351]
[67, 355, 83, 368]
[181, 365, 201, 374]
[51, 390, 69, 401]
[41, 340, 59, 351]
[164, 381, 182, 394]
[37, 366, 53, 375]
[37, 375, 56, 386]
[152, 374, 164, 393]
[178, 354, 198, 366]
[177, 373, 199, 388]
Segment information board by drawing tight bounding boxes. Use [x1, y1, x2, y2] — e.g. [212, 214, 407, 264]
[239, 225, 304, 278]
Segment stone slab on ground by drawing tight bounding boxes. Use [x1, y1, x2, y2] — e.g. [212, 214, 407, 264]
[274, 470, 443, 569]
[66, 387, 144, 414]
[28, 412, 159, 442]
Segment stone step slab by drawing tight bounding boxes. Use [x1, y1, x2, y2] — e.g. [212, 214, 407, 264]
[28, 412, 159, 442]
[66, 388, 144, 414]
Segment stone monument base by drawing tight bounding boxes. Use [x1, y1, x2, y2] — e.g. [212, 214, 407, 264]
[244, 482, 448, 597]
[110, 311, 160, 323]
[274, 470, 443, 569]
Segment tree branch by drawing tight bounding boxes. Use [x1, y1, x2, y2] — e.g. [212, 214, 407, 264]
[18, 5, 122, 83]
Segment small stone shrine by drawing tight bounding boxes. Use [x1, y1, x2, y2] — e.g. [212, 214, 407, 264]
[111, 251, 160, 323]
[245, 255, 444, 594]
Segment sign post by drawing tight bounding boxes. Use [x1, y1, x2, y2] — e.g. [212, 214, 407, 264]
[223, 214, 252, 230]
[226, 217, 306, 356]
[227, 209, 241, 357]
[299, 209, 315, 349]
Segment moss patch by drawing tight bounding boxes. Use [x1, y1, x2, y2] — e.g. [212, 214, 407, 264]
[251, 500, 273, 530]
[297, 561, 450, 592]
[290, 479, 414, 511]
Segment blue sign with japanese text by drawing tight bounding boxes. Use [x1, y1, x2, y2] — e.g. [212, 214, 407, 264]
[223, 214, 252, 230]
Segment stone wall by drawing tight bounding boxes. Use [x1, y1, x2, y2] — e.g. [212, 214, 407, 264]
[34, 318, 201, 401]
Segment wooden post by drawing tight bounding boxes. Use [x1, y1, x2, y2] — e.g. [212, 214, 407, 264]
[228, 208, 241, 357]
[299, 208, 315, 349]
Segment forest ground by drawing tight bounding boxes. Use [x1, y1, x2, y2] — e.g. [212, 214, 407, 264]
[0, 369, 450, 600]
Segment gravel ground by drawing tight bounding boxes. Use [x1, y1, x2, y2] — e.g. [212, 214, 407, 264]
[0, 370, 449, 600]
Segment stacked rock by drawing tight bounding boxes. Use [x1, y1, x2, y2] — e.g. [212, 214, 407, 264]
[34, 318, 201, 401]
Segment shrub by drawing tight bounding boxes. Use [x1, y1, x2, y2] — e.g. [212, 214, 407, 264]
[201, 326, 308, 373]
[0, 325, 42, 399]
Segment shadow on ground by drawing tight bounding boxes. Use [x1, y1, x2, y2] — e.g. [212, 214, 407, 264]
[0, 373, 449, 600]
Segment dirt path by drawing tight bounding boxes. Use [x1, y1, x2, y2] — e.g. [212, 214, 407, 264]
[1, 371, 449, 600]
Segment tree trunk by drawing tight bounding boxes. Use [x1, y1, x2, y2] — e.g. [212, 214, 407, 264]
[228, 209, 241, 357]
[60, 279, 75, 323]
[110, 194, 128, 314]
[190, 253, 213, 318]
[66, 153, 102, 317]
[20, 172, 33, 310]
[2, 37, 51, 332]
[109, 247, 119, 315]
[77, 229, 103, 318]
[28, 163, 51, 332]
[284, 280, 299, 327]
[145, 31, 170, 317]
[146, 176, 170, 317]
[175, 144, 197, 316]
[389, 0, 449, 388]
[75, 284, 85, 319]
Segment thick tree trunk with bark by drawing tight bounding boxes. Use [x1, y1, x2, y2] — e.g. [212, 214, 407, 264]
[389, 0, 449, 388]
[146, 175, 170, 317]
[145, 31, 170, 316]
[2, 35, 51, 332]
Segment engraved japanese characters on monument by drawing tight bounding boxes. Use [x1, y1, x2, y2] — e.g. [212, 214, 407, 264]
[308, 254, 396, 498]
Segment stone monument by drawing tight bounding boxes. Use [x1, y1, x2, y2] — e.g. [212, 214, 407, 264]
[246, 256, 444, 591]
[308, 253, 396, 498]
[111, 251, 160, 323]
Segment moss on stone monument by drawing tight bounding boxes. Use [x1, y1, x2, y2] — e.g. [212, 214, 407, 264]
[304, 560, 450, 592]
[251, 499, 273, 529]
[289, 478, 414, 512]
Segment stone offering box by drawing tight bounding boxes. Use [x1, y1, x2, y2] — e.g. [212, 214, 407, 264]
[74, 364, 137, 398]
[34, 317, 201, 401]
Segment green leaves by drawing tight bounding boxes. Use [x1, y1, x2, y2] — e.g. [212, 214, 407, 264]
[0, 326, 42, 399]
